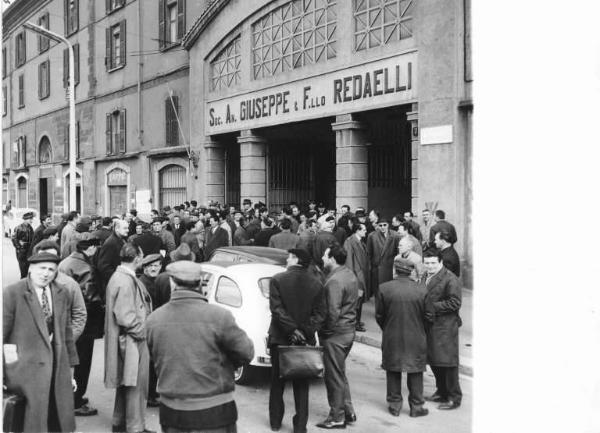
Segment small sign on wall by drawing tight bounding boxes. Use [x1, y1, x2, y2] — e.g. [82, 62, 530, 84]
[420, 125, 453, 145]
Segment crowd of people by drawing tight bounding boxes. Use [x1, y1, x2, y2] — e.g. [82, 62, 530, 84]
[4, 197, 463, 433]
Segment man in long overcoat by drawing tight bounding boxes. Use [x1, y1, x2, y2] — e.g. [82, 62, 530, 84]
[3, 251, 78, 432]
[422, 250, 462, 410]
[343, 222, 369, 331]
[97, 219, 129, 291]
[366, 217, 400, 298]
[104, 243, 153, 432]
[376, 259, 429, 418]
[12, 211, 34, 277]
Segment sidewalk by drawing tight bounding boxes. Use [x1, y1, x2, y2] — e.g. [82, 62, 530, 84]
[354, 288, 473, 377]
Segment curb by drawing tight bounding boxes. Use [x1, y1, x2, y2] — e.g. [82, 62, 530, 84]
[353, 334, 473, 377]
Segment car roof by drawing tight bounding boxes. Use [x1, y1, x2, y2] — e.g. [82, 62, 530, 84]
[213, 246, 288, 264]
[199, 262, 285, 279]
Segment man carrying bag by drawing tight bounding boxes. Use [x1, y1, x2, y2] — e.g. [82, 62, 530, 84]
[268, 249, 326, 433]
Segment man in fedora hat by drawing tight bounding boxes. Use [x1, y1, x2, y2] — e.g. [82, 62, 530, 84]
[59, 237, 103, 417]
[376, 258, 429, 418]
[146, 260, 254, 433]
[12, 210, 35, 277]
[3, 251, 78, 432]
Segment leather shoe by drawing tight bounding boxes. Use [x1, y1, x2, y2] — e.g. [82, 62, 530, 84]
[270, 425, 281, 432]
[425, 392, 448, 403]
[388, 406, 401, 417]
[316, 418, 346, 429]
[74, 403, 98, 416]
[410, 407, 429, 417]
[147, 398, 160, 408]
[438, 401, 461, 410]
[345, 412, 357, 423]
[355, 323, 366, 332]
[111, 425, 125, 433]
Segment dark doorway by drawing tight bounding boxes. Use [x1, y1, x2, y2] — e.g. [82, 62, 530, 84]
[39, 178, 48, 216]
[223, 133, 240, 209]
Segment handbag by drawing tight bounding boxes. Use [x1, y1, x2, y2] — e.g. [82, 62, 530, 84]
[278, 345, 324, 379]
[3, 391, 26, 433]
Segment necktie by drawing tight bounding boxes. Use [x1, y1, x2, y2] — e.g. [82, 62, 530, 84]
[41, 287, 53, 335]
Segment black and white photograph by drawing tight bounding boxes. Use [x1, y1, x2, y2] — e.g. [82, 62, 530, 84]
[1, 0, 599, 432]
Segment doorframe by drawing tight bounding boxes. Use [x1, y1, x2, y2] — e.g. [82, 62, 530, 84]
[104, 162, 131, 217]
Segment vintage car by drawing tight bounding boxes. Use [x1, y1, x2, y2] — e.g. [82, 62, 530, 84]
[3, 208, 40, 238]
[196, 262, 286, 384]
[207, 245, 288, 266]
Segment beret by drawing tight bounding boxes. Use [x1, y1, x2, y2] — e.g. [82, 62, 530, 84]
[166, 260, 204, 284]
[141, 253, 162, 266]
[394, 257, 416, 275]
[22, 212, 34, 220]
[28, 251, 60, 264]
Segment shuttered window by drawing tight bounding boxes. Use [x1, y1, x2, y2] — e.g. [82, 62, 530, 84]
[158, 0, 185, 49]
[65, 0, 79, 36]
[106, 21, 126, 71]
[18, 74, 24, 108]
[15, 136, 26, 168]
[38, 59, 50, 100]
[159, 164, 186, 209]
[106, 0, 125, 14]
[2, 85, 7, 116]
[165, 96, 179, 147]
[106, 110, 126, 155]
[63, 44, 80, 87]
[15, 31, 26, 68]
[38, 13, 50, 53]
[2, 47, 6, 78]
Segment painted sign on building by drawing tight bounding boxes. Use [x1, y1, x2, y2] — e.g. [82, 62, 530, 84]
[206, 52, 417, 135]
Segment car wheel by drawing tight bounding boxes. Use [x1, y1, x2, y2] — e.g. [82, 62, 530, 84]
[234, 363, 254, 385]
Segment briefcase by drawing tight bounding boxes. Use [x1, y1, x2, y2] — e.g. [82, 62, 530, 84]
[3, 391, 25, 433]
[278, 345, 324, 380]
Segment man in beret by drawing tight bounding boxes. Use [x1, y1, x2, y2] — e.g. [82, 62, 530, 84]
[59, 238, 103, 417]
[268, 248, 326, 433]
[138, 253, 163, 408]
[12, 210, 35, 277]
[3, 251, 78, 432]
[146, 261, 254, 433]
[376, 259, 429, 418]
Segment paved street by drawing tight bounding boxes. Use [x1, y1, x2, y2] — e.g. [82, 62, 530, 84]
[2, 238, 471, 432]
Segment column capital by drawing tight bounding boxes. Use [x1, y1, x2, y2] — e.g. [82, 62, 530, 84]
[332, 114, 366, 131]
[237, 129, 267, 145]
[203, 137, 221, 149]
[406, 110, 418, 122]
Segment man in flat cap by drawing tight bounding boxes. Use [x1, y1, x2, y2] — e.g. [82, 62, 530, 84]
[59, 237, 103, 416]
[146, 261, 254, 433]
[376, 258, 429, 418]
[367, 216, 400, 299]
[3, 251, 78, 432]
[268, 248, 326, 433]
[12, 210, 35, 277]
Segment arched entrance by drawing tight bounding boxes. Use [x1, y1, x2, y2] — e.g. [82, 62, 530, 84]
[16, 176, 27, 208]
[38, 136, 53, 216]
[158, 164, 186, 209]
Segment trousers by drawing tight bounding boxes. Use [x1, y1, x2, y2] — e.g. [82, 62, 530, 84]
[322, 332, 355, 421]
[431, 366, 462, 404]
[113, 342, 150, 432]
[268, 345, 309, 433]
[161, 424, 237, 433]
[74, 335, 95, 407]
[385, 371, 425, 411]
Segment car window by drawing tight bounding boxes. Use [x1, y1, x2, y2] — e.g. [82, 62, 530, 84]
[258, 278, 271, 298]
[215, 276, 242, 307]
[237, 255, 253, 263]
[210, 251, 236, 262]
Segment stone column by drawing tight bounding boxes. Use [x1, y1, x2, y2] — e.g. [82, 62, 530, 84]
[204, 138, 226, 205]
[406, 102, 419, 213]
[332, 114, 368, 211]
[238, 129, 267, 205]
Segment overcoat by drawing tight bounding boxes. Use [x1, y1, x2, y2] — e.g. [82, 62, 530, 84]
[97, 232, 125, 289]
[422, 267, 462, 367]
[343, 235, 370, 297]
[3, 278, 78, 433]
[376, 276, 427, 372]
[104, 266, 152, 388]
[366, 230, 400, 294]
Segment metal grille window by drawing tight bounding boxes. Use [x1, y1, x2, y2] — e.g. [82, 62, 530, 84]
[63, 44, 80, 87]
[159, 164, 186, 208]
[106, 109, 126, 155]
[210, 37, 241, 91]
[158, 0, 185, 49]
[64, 0, 79, 36]
[18, 74, 25, 108]
[354, 0, 414, 51]
[38, 136, 52, 164]
[15, 31, 26, 68]
[252, 0, 338, 80]
[106, 21, 126, 71]
[38, 59, 50, 100]
[38, 13, 50, 53]
[165, 96, 179, 147]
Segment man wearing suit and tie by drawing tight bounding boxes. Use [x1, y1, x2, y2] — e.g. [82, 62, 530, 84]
[366, 217, 400, 298]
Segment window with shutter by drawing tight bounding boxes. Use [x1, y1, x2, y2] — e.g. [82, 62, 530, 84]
[177, 0, 185, 40]
[18, 74, 24, 108]
[106, 113, 113, 154]
[107, 21, 126, 71]
[2, 85, 7, 116]
[38, 59, 50, 99]
[63, 45, 80, 87]
[106, 0, 125, 14]
[15, 32, 26, 68]
[119, 21, 126, 67]
[158, 0, 166, 49]
[118, 109, 126, 153]
[74, 44, 80, 85]
[2, 47, 6, 78]
[165, 96, 179, 147]
[38, 13, 50, 53]
[65, 0, 79, 36]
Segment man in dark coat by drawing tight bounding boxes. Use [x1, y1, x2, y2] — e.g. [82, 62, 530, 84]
[429, 210, 458, 246]
[422, 250, 462, 410]
[376, 259, 429, 418]
[132, 219, 165, 256]
[96, 219, 128, 291]
[311, 216, 339, 271]
[146, 261, 254, 432]
[93, 217, 114, 245]
[434, 231, 461, 277]
[204, 212, 230, 259]
[29, 213, 53, 255]
[254, 217, 277, 247]
[269, 218, 299, 250]
[58, 238, 103, 416]
[3, 251, 78, 432]
[12, 211, 35, 277]
[268, 249, 326, 433]
[153, 243, 197, 309]
[170, 215, 186, 246]
[233, 216, 253, 246]
[366, 217, 400, 298]
[343, 222, 369, 332]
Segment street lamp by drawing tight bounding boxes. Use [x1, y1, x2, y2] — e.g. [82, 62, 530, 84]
[23, 22, 77, 213]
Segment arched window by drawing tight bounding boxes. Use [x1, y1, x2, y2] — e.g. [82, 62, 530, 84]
[159, 164, 186, 208]
[210, 36, 241, 91]
[38, 136, 52, 164]
[17, 176, 27, 208]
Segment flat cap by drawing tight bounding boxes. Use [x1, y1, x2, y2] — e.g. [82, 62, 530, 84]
[76, 238, 101, 249]
[394, 257, 416, 275]
[170, 242, 196, 262]
[142, 253, 162, 267]
[166, 261, 204, 284]
[28, 251, 60, 264]
[22, 212, 34, 220]
[355, 210, 366, 217]
[325, 215, 335, 222]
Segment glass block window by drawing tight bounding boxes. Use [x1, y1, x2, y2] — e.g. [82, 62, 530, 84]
[252, 0, 338, 80]
[210, 37, 241, 91]
[354, 0, 414, 51]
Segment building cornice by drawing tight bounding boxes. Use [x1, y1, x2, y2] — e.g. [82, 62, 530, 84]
[182, 0, 230, 50]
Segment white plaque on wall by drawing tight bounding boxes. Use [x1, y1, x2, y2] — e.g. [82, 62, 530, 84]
[420, 125, 453, 145]
[136, 190, 151, 215]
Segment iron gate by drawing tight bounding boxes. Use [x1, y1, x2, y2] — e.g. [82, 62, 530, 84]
[159, 164, 187, 209]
